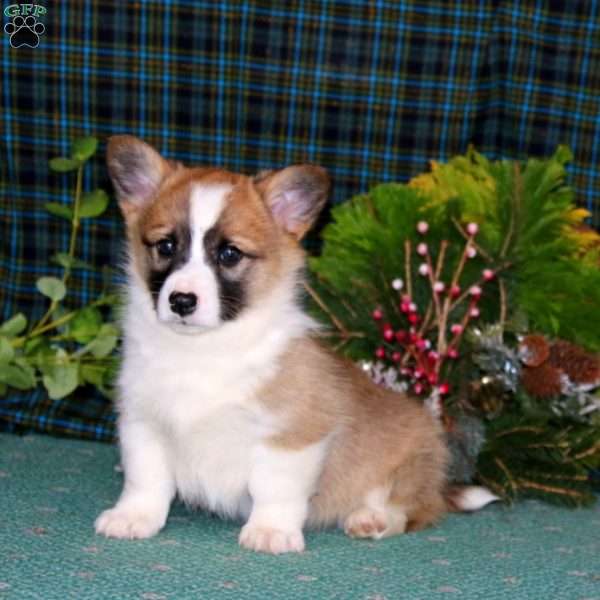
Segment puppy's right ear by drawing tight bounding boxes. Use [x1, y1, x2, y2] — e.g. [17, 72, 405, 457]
[106, 135, 172, 220]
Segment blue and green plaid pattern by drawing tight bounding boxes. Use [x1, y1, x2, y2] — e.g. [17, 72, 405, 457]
[1, 1, 599, 440]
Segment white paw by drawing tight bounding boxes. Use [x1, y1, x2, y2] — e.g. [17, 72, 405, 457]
[95, 506, 165, 540]
[344, 507, 388, 539]
[239, 524, 305, 554]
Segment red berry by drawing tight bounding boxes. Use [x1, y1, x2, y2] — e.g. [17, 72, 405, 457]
[372, 308, 383, 320]
[438, 382, 450, 395]
[414, 383, 424, 394]
[447, 347, 459, 359]
[383, 328, 395, 342]
[449, 285, 461, 298]
[414, 368, 424, 379]
[400, 302, 410, 313]
[391, 351, 402, 362]
[416, 338, 427, 350]
[427, 352, 439, 366]
[408, 313, 419, 324]
[375, 347, 386, 359]
[428, 372, 438, 385]
[395, 330, 407, 342]
[482, 269, 495, 281]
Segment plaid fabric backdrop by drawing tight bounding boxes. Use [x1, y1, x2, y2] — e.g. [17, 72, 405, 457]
[1, 1, 599, 440]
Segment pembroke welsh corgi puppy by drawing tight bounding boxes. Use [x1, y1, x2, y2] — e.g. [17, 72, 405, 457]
[95, 135, 492, 554]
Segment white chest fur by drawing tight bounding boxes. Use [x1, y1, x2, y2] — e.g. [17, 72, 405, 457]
[117, 283, 313, 519]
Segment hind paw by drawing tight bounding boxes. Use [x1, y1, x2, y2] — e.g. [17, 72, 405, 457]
[344, 507, 388, 539]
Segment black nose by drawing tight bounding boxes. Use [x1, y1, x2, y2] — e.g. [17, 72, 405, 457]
[169, 292, 197, 317]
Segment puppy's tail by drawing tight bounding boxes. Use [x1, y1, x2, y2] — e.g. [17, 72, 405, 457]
[445, 485, 500, 512]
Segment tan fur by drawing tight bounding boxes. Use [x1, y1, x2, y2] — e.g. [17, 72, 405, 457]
[258, 337, 449, 531]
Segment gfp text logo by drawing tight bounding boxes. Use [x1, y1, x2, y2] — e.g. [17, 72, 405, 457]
[4, 4, 46, 48]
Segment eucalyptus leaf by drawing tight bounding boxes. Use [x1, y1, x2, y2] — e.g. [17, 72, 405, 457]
[0, 313, 27, 337]
[66, 307, 102, 344]
[80, 363, 106, 387]
[44, 202, 73, 220]
[51, 253, 92, 270]
[0, 337, 14, 364]
[86, 324, 119, 358]
[79, 189, 109, 218]
[36, 277, 67, 301]
[71, 136, 98, 162]
[0, 363, 36, 390]
[49, 157, 80, 172]
[42, 361, 79, 400]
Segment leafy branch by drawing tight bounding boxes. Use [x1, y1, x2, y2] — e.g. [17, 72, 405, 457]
[0, 137, 119, 400]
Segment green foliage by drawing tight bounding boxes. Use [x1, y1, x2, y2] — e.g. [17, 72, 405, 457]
[309, 147, 600, 356]
[0, 136, 119, 402]
[477, 414, 600, 507]
[308, 147, 600, 507]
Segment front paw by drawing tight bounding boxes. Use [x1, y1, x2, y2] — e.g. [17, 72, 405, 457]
[239, 524, 305, 554]
[95, 506, 165, 540]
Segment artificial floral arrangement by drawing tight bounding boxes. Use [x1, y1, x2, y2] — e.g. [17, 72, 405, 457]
[308, 146, 600, 507]
[0, 137, 119, 402]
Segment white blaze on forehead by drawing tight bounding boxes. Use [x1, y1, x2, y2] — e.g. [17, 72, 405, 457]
[189, 183, 232, 261]
[155, 183, 232, 330]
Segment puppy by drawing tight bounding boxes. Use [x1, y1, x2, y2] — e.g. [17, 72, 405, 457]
[95, 136, 489, 554]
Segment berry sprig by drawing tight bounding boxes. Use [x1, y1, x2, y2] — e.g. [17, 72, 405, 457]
[371, 221, 494, 412]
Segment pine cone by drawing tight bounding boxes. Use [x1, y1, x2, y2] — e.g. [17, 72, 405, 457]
[519, 334, 550, 367]
[521, 362, 563, 398]
[548, 340, 600, 385]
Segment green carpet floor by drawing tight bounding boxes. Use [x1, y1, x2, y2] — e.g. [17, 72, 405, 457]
[1, 434, 599, 600]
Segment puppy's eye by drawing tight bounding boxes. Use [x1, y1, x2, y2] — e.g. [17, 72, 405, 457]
[217, 244, 243, 268]
[156, 238, 176, 258]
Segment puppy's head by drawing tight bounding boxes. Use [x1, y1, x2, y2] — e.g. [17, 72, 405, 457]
[107, 135, 329, 333]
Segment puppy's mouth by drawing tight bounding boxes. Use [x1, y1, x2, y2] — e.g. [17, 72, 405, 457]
[158, 315, 218, 336]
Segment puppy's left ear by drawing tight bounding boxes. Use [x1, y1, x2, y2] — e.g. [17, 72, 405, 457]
[255, 165, 330, 239]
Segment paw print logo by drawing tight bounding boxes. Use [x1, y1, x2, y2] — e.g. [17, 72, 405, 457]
[4, 15, 45, 48]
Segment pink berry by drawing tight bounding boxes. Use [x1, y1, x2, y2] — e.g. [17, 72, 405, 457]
[417, 221, 429, 234]
[483, 269, 495, 281]
[433, 281, 445, 293]
[400, 367, 413, 376]
[447, 347, 459, 359]
[383, 328, 395, 341]
[414, 383, 424, 394]
[469, 285, 482, 298]
[466, 246, 477, 259]
[427, 351, 439, 364]
[418, 263, 429, 276]
[372, 308, 383, 320]
[417, 243, 428, 256]
[391, 278, 404, 290]
[470, 307, 480, 318]
[408, 302, 418, 313]
[416, 338, 427, 350]
[439, 382, 450, 395]
[375, 347, 386, 359]
[400, 302, 410, 313]
[428, 372, 438, 385]
[391, 351, 402, 362]
[414, 368, 424, 380]
[466, 222, 479, 236]
[449, 284, 461, 298]
[450, 324, 463, 335]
